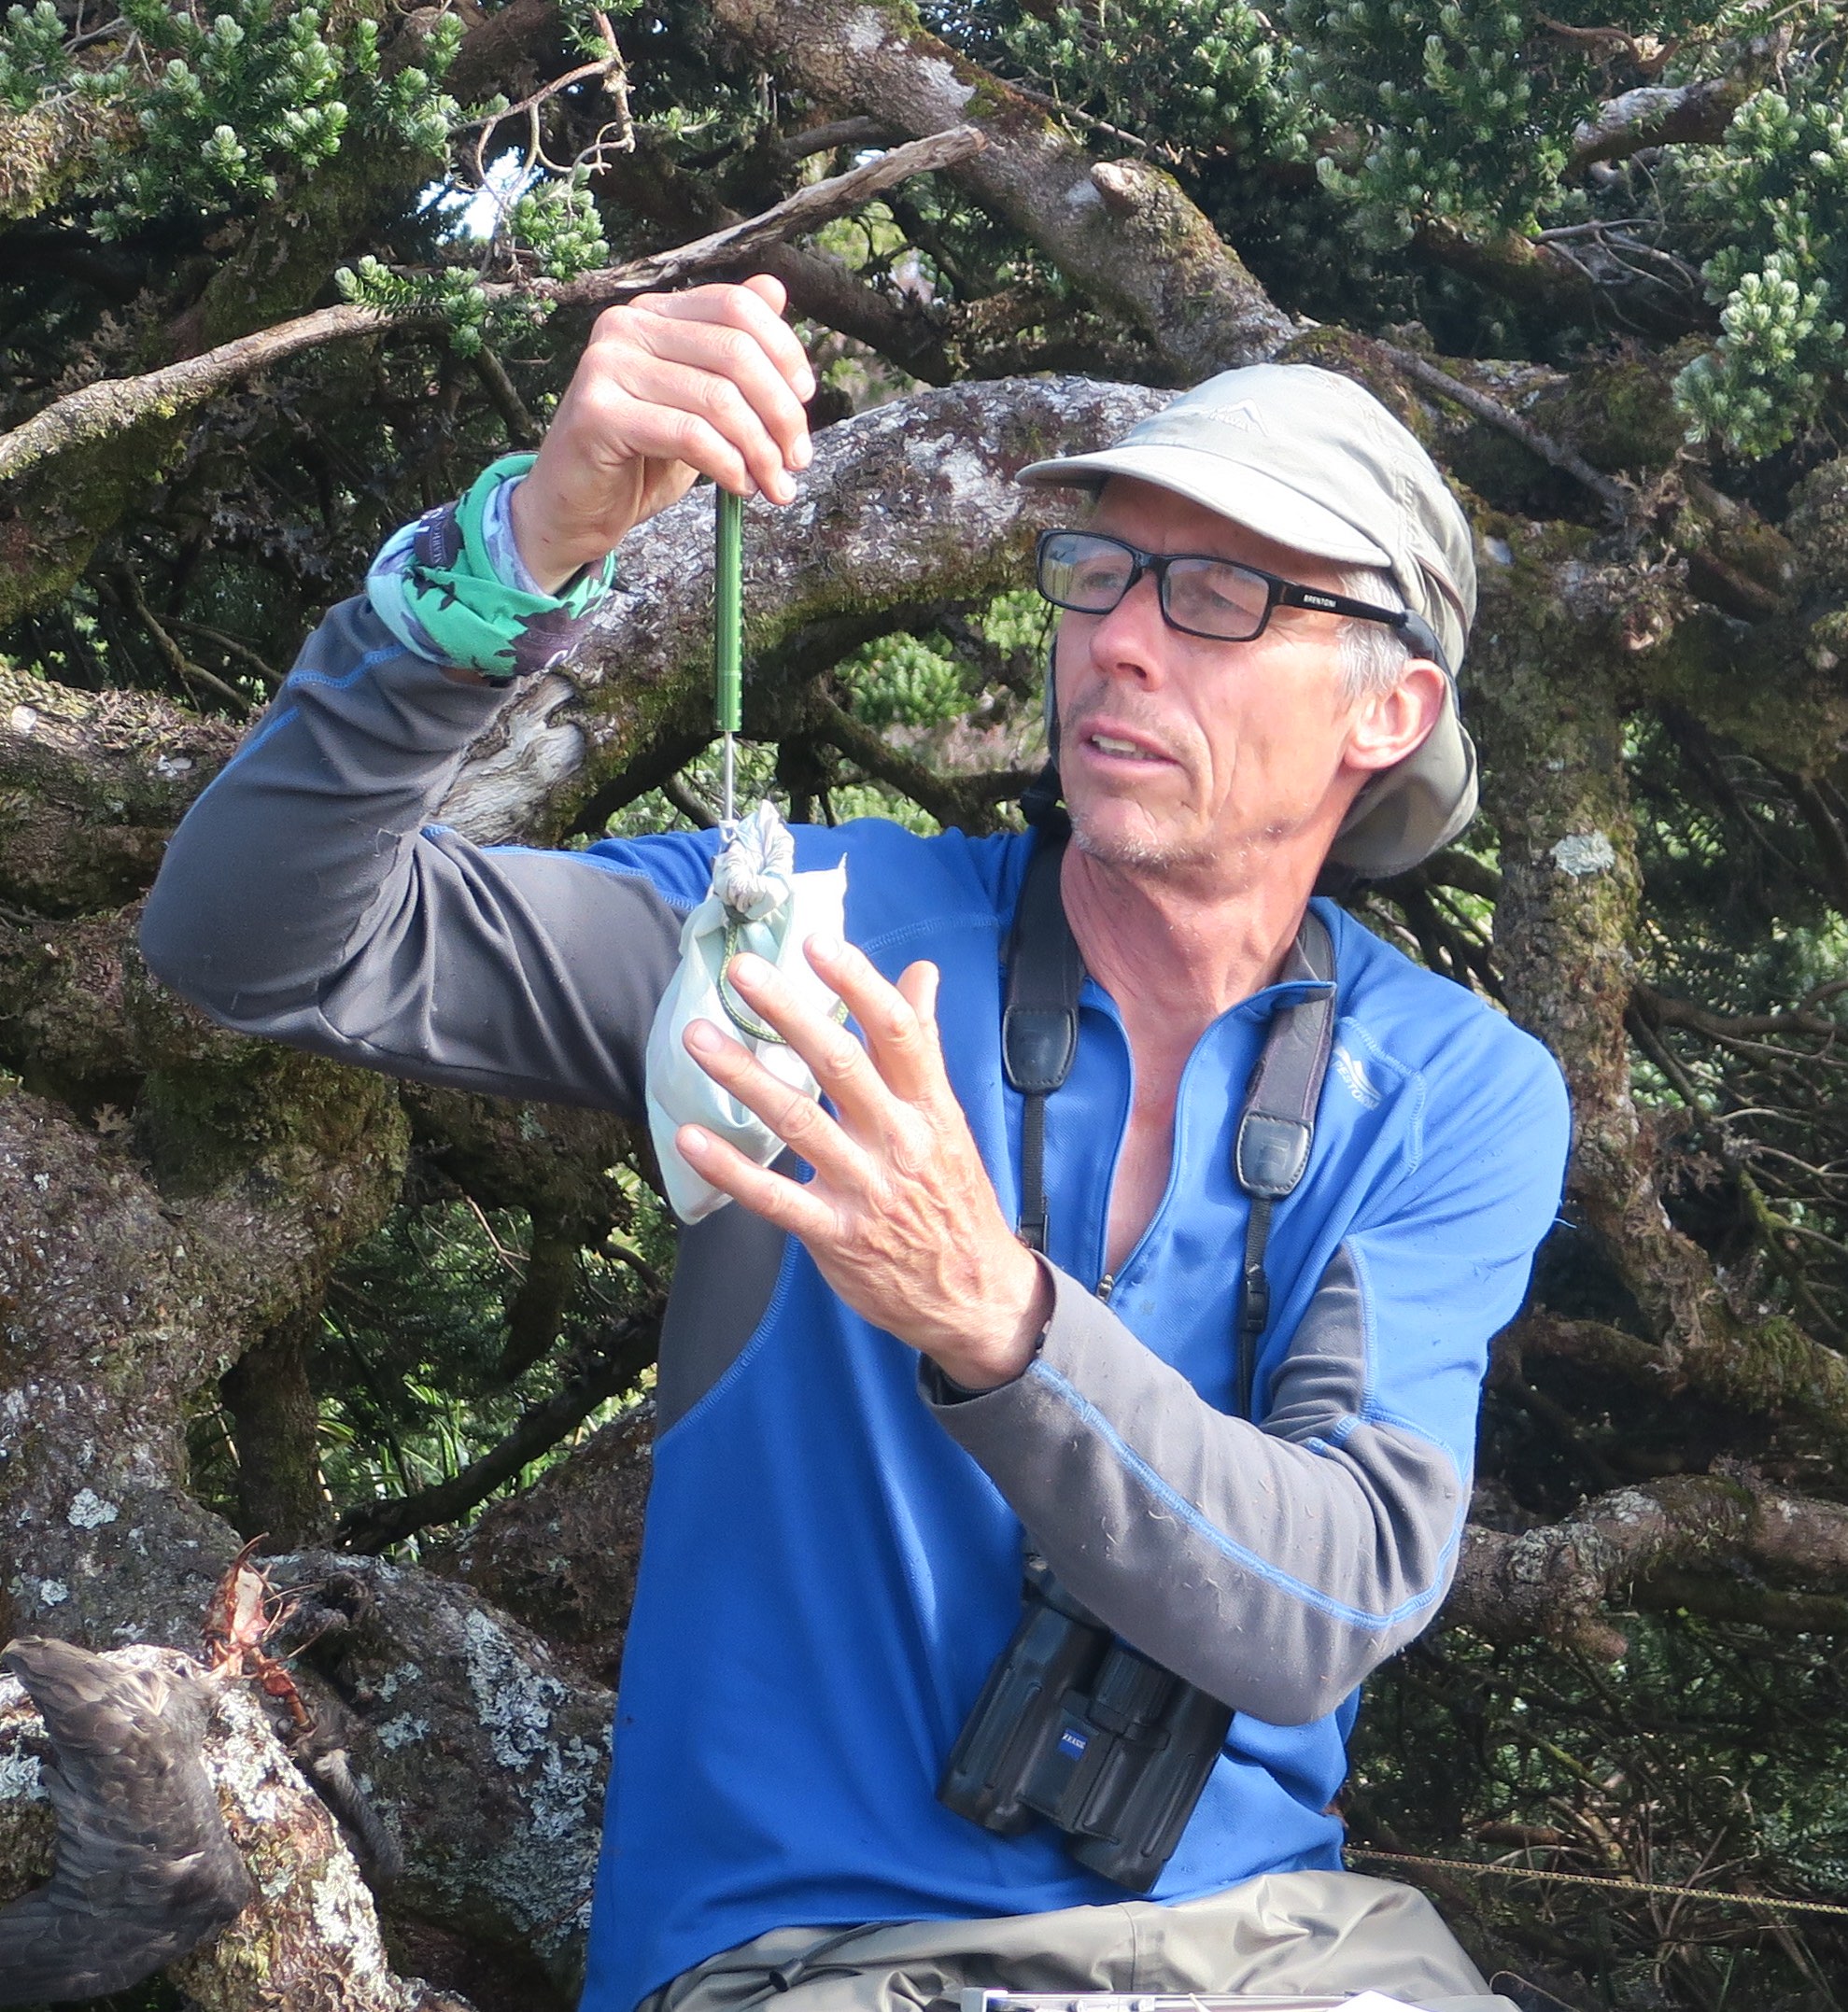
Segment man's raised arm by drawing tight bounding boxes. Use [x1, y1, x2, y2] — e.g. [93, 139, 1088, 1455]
[139, 277, 815, 1112]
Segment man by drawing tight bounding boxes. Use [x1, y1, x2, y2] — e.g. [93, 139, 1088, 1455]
[141, 276, 1571, 2012]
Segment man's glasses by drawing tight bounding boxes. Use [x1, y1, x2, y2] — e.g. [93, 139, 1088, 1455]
[1034, 528, 1421, 652]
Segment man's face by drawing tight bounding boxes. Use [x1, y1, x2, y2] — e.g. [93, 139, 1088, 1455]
[1052, 477, 1387, 884]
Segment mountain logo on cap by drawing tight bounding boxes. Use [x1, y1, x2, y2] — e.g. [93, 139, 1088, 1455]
[1210, 401, 1267, 434]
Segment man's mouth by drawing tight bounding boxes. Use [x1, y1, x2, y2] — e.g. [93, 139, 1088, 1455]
[1077, 727, 1174, 765]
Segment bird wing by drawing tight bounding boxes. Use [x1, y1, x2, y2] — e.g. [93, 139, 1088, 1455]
[0, 1637, 252, 2005]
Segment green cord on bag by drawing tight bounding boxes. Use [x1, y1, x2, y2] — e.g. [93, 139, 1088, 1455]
[715, 485, 742, 823]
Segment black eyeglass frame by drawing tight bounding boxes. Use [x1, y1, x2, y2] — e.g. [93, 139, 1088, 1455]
[1034, 528, 1450, 672]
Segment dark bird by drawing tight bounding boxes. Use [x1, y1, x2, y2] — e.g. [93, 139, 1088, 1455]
[0, 1637, 253, 2005]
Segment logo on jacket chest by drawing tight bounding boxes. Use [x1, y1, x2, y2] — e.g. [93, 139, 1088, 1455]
[1331, 1040, 1384, 1110]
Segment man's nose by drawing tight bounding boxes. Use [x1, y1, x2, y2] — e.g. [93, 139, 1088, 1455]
[1085, 569, 1169, 682]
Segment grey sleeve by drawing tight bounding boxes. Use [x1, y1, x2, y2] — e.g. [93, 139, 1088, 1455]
[139, 596, 685, 1113]
[921, 1254, 1465, 1726]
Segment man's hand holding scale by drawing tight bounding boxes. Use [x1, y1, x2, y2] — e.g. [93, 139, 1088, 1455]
[501, 276, 1051, 1396]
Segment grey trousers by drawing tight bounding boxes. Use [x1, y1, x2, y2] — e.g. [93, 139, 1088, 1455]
[637, 1874, 1513, 2012]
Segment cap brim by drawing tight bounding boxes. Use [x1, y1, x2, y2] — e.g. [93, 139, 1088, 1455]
[1018, 443, 1392, 571]
[1328, 686, 1478, 879]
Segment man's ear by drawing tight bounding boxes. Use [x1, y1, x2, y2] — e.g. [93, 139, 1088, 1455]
[1344, 661, 1448, 776]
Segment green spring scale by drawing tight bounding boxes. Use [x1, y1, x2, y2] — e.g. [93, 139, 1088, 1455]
[709, 485, 845, 1048]
[712, 483, 776, 1041]
[714, 485, 742, 829]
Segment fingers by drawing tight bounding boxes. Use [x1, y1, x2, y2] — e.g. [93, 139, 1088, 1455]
[682, 1017, 868, 1187]
[657, 277, 814, 406]
[711, 939, 946, 1121]
[604, 337, 809, 504]
[675, 1121, 838, 1242]
[517, 276, 817, 574]
[587, 280, 814, 501]
[896, 959, 941, 1035]
[805, 937, 944, 1106]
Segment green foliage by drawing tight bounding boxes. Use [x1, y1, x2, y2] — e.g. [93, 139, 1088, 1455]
[333, 168, 604, 351]
[1280, 0, 1736, 245]
[963, 0, 1848, 449]
[1672, 68, 1848, 456]
[505, 166, 611, 281]
[335, 253, 497, 355]
[311, 1187, 665, 1528]
[1358, 1619, 1848, 2003]
[0, 0, 63, 95]
[999, 0, 1299, 158]
[0, 0, 459, 235]
[1288, 0, 1567, 244]
[558, 0, 643, 62]
[841, 630, 972, 729]
[978, 585, 1051, 661]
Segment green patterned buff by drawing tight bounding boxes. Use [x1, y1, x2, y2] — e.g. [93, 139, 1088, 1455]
[402, 452, 619, 682]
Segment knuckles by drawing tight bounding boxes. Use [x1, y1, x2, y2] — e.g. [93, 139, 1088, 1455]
[814, 1031, 864, 1079]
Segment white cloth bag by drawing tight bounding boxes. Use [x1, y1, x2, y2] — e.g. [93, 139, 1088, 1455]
[644, 801, 848, 1224]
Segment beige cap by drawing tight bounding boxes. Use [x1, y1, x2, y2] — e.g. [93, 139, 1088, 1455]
[1017, 363, 1478, 879]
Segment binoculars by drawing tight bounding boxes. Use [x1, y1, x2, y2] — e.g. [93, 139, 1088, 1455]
[938, 1555, 1233, 1892]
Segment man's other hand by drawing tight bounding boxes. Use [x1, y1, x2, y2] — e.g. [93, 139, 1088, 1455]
[509, 274, 815, 595]
[676, 939, 1053, 1392]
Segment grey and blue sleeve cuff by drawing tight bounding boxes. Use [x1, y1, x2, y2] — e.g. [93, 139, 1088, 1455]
[921, 1256, 1466, 1725]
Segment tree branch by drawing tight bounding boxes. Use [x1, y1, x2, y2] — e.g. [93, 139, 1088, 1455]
[1568, 77, 1750, 173]
[815, 696, 1035, 833]
[1474, 530, 1848, 1467]
[0, 127, 986, 493]
[472, 345, 543, 449]
[594, 134, 962, 385]
[1634, 981, 1848, 1044]
[116, 565, 254, 717]
[709, 0, 1292, 378]
[432, 1401, 655, 1691]
[1379, 344, 1633, 521]
[334, 1311, 659, 1555]
[1449, 1470, 1848, 1655]
[162, 615, 284, 690]
[1416, 218, 1601, 320]
[765, 116, 894, 166]
[0, 664, 239, 915]
[1418, 216, 1713, 341]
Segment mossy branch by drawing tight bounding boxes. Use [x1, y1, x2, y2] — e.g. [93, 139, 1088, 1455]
[816, 695, 1035, 834]
[1449, 1470, 1848, 1656]
[1568, 77, 1750, 172]
[1380, 344, 1633, 520]
[0, 664, 240, 916]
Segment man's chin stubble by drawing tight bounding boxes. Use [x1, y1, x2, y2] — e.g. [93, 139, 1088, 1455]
[1068, 808, 1227, 879]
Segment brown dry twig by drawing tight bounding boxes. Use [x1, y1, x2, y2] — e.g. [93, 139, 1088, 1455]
[1380, 342, 1633, 520]
[459, 7, 635, 186]
[0, 126, 985, 489]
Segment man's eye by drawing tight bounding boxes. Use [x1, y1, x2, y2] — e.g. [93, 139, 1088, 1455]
[1185, 568, 1263, 615]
